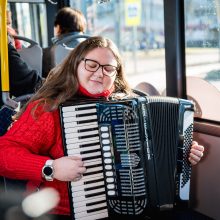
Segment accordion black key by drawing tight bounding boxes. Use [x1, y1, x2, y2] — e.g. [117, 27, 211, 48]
[59, 96, 194, 220]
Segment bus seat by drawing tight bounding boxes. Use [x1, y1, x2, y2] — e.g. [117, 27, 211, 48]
[187, 76, 220, 121]
[0, 93, 32, 136]
[161, 89, 166, 96]
[134, 82, 161, 96]
[14, 35, 42, 76]
[42, 34, 90, 77]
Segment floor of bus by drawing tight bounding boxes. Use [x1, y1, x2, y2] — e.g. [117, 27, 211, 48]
[0, 177, 213, 220]
[148, 208, 213, 220]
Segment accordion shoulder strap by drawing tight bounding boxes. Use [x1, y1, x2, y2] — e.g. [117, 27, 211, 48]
[132, 89, 149, 97]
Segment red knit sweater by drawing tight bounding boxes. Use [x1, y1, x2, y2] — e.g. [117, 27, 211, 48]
[0, 101, 70, 215]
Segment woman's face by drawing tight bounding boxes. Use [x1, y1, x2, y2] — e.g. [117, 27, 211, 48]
[77, 47, 118, 94]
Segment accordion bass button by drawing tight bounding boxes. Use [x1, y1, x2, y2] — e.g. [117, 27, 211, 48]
[104, 152, 111, 157]
[107, 184, 115, 189]
[106, 177, 114, 183]
[105, 164, 112, 170]
[108, 190, 116, 196]
[100, 126, 108, 132]
[102, 139, 110, 144]
[103, 146, 110, 151]
[101, 133, 109, 138]
[104, 158, 112, 164]
[106, 171, 113, 176]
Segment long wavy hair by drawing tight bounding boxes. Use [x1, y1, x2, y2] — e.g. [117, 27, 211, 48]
[14, 36, 132, 119]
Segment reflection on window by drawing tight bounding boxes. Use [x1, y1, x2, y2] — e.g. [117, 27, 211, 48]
[71, 0, 165, 94]
[185, 0, 220, 121]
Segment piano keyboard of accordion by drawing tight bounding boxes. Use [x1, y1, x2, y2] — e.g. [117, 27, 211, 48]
[59, 96, 194, 220]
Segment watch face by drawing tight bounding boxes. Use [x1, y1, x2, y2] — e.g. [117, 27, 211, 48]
[44, 166, 53, 176]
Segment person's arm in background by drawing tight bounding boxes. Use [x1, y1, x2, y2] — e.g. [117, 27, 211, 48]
[7, 26, 22, 50]
[8, 42, 43, 97]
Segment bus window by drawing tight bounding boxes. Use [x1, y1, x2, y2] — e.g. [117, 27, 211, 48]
[8, 2, 47, 47]
[71, 0, 166, 94]
[185, 0, 220, 121]
[8, 0, 166, 95]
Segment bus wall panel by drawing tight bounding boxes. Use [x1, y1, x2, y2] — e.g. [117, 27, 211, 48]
[190, 131, 220, 220]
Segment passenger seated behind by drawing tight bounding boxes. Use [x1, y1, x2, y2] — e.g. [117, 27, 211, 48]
[42, 7, 87, 78]
[0, 36, 43, 107]
[6, 9, 22, 50]
[52, 7, 87, 48]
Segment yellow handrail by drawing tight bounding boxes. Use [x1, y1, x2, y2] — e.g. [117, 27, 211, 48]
[0, 0, 9, 91]
[0, 0, 18, 108]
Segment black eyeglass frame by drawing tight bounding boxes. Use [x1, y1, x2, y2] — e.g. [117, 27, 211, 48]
[81, 58, 118, 77]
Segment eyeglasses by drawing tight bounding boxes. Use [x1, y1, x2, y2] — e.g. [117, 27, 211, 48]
[81, 58, 118, 77]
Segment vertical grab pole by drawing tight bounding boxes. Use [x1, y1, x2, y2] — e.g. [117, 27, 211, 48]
[0, 0, 18, 108]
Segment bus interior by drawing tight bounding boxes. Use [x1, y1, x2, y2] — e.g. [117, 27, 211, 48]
[1, 0, 220, 219]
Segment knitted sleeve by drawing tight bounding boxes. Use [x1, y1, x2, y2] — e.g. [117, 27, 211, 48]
[0, 102, 59, 181]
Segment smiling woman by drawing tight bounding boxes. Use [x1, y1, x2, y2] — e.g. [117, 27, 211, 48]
[3, 1, 220, 219]
[77, 48, 118, 96]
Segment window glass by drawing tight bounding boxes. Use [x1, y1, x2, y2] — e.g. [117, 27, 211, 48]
[185, 0, 220, 121]
[8, 2, 47, 47]
[71, 0, 166, 94]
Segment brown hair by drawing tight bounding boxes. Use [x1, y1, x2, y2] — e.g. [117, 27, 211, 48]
[54, 7, 87, 33]
[14, 36, 132, 119]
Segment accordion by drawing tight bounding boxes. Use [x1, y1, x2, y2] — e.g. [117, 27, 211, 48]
[59, 95, 194, 220]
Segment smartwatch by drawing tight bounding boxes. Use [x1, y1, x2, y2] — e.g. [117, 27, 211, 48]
[42, 160, 54, 181]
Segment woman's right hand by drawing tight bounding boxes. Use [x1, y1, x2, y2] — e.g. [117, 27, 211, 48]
[53, 156, 86, 181]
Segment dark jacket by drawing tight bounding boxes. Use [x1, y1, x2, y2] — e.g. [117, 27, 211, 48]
[0, 43, 42, 106]
[42, 32, 88, 78]
[51, 31, 86, 48]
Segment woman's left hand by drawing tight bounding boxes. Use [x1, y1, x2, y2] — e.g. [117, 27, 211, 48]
[188, 141, 204, 165]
